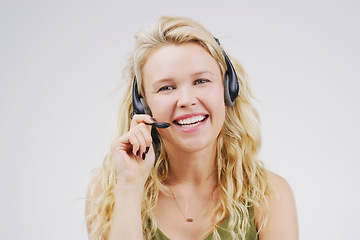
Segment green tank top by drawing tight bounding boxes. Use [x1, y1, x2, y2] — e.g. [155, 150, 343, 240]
[151, 207, 258, 239]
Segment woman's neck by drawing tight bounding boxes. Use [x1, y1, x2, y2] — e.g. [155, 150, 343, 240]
[165, 142, 218, 186]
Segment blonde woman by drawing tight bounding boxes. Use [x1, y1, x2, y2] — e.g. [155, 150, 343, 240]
[86, 16, 298, 240]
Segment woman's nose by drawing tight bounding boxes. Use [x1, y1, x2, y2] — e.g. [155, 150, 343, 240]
[176, 87, 197, 108]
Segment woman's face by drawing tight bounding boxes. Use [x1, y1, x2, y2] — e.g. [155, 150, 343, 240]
[142, 42, 226, 153]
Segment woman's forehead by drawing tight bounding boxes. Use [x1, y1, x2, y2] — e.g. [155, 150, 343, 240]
[142, 43, 220, 80]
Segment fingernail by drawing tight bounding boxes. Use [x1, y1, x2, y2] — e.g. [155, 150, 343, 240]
[145, 147, 150, 154]
[150, 117, 157, 122]
[142, 152, 146, 160]
[136, 149, 139, 156]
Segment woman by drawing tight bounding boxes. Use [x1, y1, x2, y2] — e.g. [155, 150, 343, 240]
[86, 16, 298, 240]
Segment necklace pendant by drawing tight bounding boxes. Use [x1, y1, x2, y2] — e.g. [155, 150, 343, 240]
[186, 218, 194, 222]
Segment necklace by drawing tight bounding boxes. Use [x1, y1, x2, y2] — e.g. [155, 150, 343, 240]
[169, 185, 217, 223]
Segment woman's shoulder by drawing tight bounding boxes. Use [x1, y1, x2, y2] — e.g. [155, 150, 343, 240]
[266, 170, 294, 195]
[255, 170, 299, 240]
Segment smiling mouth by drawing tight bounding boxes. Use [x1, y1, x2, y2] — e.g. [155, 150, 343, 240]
[173, 115, 209, 128]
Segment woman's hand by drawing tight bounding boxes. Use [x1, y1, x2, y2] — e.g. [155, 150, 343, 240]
[110, 114, 155, 187]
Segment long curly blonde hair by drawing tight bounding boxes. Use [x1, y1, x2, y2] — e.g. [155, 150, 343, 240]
[86, 16, 271, 240]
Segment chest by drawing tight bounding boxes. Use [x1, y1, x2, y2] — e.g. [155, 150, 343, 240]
[153, 193, 217, 240]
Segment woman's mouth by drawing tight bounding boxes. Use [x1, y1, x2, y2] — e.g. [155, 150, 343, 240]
[173, 115, 209, 128]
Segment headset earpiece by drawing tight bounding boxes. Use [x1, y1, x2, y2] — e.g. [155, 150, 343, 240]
[223, 52, 239, 106]
[215, 38, 240, 106]
[132, 76, 152, 115]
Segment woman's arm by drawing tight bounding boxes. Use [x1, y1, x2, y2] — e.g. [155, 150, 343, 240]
[107, 184, 145, 239]
[85, 172, 146, 240]
[86, 115, 156, 240]
[256, 171, 299, 240]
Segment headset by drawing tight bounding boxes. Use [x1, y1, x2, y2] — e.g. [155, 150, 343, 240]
[132, 38, 239, 115]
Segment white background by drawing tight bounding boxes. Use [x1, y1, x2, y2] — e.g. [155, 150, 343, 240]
[1, 0, 359, 239]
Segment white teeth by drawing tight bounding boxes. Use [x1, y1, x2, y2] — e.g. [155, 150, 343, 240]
[177, 115, 206, 126]
[181, 122, 201, 128]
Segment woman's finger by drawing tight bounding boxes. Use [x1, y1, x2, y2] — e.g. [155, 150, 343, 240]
[130, 114, 155, 129]
[131, 125, 150, 159]
[136, 124, 153, 159]
[111, 123, 152, 159]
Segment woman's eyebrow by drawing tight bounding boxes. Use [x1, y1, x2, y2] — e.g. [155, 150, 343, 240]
[152, 78, 173, 86]
[151, 78, 174, 90]
[190, 70, 214, 77]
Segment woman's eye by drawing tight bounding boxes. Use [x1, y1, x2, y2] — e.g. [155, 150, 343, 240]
[194, 79, 210, 85]
[158, 85, 175, 92]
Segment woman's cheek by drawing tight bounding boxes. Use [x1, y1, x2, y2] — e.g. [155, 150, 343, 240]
[149, 96, 174, 119]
